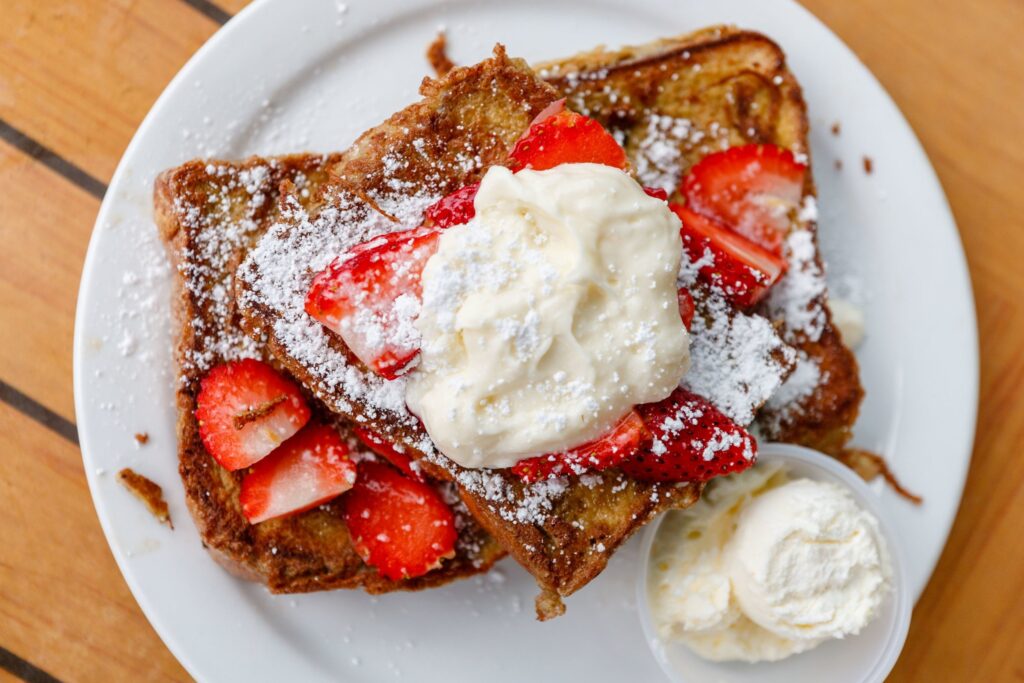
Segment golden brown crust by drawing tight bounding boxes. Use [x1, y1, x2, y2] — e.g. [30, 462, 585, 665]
[764, 325, 863, 454]
[336, 45, 558, 201]
[117, 468, 172, 528]
[456, 468, 701, 618]
[426, 32, 455, 77]
[154, 154, 504, 594]
[152, 30, 877, 616]
[539, 27, 809, 197]
[234, 49, 706, 617]
[837, 448, 922, 504]
[541, 28, 864, 458]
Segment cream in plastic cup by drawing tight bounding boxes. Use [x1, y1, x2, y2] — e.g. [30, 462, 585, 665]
[636, 443, 912, 683]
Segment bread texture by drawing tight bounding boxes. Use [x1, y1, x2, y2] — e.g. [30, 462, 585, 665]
[155, 154, 504, 593]
[234, 45, 794, 618]
[538, 26, 864, 455]
[156, 28, 869, 619]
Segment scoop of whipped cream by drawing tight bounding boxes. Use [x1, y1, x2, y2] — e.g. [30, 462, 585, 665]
[406, 163, 689, 469]
[729, 478, 891, 642]
[649, 466, 892, 662]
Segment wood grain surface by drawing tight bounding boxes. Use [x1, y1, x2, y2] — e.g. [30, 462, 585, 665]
[0, 1, 1021, 681]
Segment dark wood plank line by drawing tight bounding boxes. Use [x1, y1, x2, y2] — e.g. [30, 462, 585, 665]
[0, 120, 107, 201]
[179, 0, 232, 25]
[0, 646, 63, 683]
[0, 380, 78, 446]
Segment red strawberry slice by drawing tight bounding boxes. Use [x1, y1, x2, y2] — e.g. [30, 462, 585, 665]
[508, 110, 628, 172]
[672, 204, 787, 308]
[424, 114, 638, 228]
[195, 359, 311, 471]
[340, 461, 457, 580]
[354, 426, 422, 481]
[682, 143, 806, 254]
[525, 97, 566, 129]
[678, 288, 695, 331]
[239, 422, 357, 524]
[423, 183, 479, 229]
[644, 186, 670, 201]
[305, 226, 441, 379]
[512, 411, 648, 483]
[620, 388, 756, 482]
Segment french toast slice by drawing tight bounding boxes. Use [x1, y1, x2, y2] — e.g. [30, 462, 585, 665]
[235, 47, 793, 617]
[155, 154, 504, 593]
[537, 26, 864, 457]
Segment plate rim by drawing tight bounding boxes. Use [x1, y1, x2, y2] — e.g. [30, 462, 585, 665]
[72, 0, 979, 680]
[72, 1, 283, 679]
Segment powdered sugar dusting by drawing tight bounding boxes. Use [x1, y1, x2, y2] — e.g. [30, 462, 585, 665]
[755, 201, 838, 435]
[168, 160, 310, 381]
[649, 397, 755, 464]
[766, 228, 828, 343]
[434, 478, 489, 561]
[633, 115, 705, 193]
[676, 243, 794, 425]
[453, 468, 569, 525]
[758, 351, 824, 433]
[682, 289, 795, 426]
[543, 61, 839, 432]
[238, 185, 435, 428]
[766, 351, 821, 410]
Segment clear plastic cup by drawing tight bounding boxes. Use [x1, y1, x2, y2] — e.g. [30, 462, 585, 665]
[636, 443, 912, 683]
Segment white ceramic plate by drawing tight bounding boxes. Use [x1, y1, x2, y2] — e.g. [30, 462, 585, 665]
[73, 1, 977, 681]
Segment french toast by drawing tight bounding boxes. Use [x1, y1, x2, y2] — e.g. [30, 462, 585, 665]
[235, 47, 794, 617]
[537, 26, 864, 457]
[155, 154, 505, 593]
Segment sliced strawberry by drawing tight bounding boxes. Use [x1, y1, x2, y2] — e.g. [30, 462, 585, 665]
[239, 422, 357, 524]
[678, 288, 695, 331]
[525, 97, 566, 129]
[305, 226, 441, 379]
[340, 461, 457, 580]
[423, 183, 479, 229]
[354, 426, 421, 481]
[671, 204, 787, 308]
[512, 411, 648, 483]
[682, 143, 806, 254]
[195, 359, 311, 471]
[621, 388, 756, 482]
[508, 110, 628, 172]
[644, 186, 669, 201]
[424, 110, 633, 226]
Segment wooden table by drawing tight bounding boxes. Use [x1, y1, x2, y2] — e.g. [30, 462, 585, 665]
[1, 1, 1021, 680]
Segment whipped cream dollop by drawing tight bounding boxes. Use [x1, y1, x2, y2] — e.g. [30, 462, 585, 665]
[406, 163, 689, 469]
[649, 465, 892, 662]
